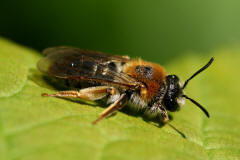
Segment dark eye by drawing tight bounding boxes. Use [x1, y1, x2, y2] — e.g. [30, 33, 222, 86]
[163, 75, 182, 111]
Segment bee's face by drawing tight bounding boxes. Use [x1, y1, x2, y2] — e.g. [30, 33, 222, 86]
[163, 75, 185, 112]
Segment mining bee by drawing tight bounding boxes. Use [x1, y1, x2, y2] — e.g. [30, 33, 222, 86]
[38, 47, 214, 124]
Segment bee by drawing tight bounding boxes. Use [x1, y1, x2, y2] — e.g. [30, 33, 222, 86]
[38, 47, 214, 124]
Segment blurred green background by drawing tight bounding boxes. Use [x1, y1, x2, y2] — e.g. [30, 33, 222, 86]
[1, 0, 240, 63]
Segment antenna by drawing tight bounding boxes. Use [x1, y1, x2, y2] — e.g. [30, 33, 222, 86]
[182, 57, 214, 89]
[183, 95, 210, 118]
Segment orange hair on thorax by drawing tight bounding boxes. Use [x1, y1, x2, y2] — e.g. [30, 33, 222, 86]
[122, 59, 166, 101]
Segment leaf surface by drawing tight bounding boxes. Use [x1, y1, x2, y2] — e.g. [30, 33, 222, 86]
[0, 38, 239, 160]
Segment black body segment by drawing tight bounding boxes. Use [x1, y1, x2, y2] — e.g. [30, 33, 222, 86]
[163, 75, 182, 111]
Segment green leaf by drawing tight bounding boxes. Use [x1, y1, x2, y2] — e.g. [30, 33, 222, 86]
[0, 37, 239, 160]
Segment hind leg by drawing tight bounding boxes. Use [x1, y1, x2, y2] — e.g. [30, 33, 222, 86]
[42, 86, 116, 101]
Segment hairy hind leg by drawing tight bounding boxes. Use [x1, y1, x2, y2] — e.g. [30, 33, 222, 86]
[42, 86, 116, 101]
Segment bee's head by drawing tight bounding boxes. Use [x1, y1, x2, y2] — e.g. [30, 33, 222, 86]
[163, 58, 214, 118]
[163, 75, 184, 111]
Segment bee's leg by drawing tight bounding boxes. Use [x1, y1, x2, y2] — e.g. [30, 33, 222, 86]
[145, 104, 169, 123]
[92, 93, 128, 124]
[158, 105, 169, 123]
[42, 86, 116, 101]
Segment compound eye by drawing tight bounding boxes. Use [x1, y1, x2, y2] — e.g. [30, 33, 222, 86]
[164, 99, 180, 111]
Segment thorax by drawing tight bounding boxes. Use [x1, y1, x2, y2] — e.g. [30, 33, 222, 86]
[122, 59, 166, 101]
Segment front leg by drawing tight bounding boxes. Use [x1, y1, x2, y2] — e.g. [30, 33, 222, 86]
[42, 86, 116, 101]
[158, 105, 169, 122]
[145, 103, 169, 123]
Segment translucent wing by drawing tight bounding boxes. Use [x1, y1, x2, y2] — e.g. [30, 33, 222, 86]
[37, 47, 139, 88]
